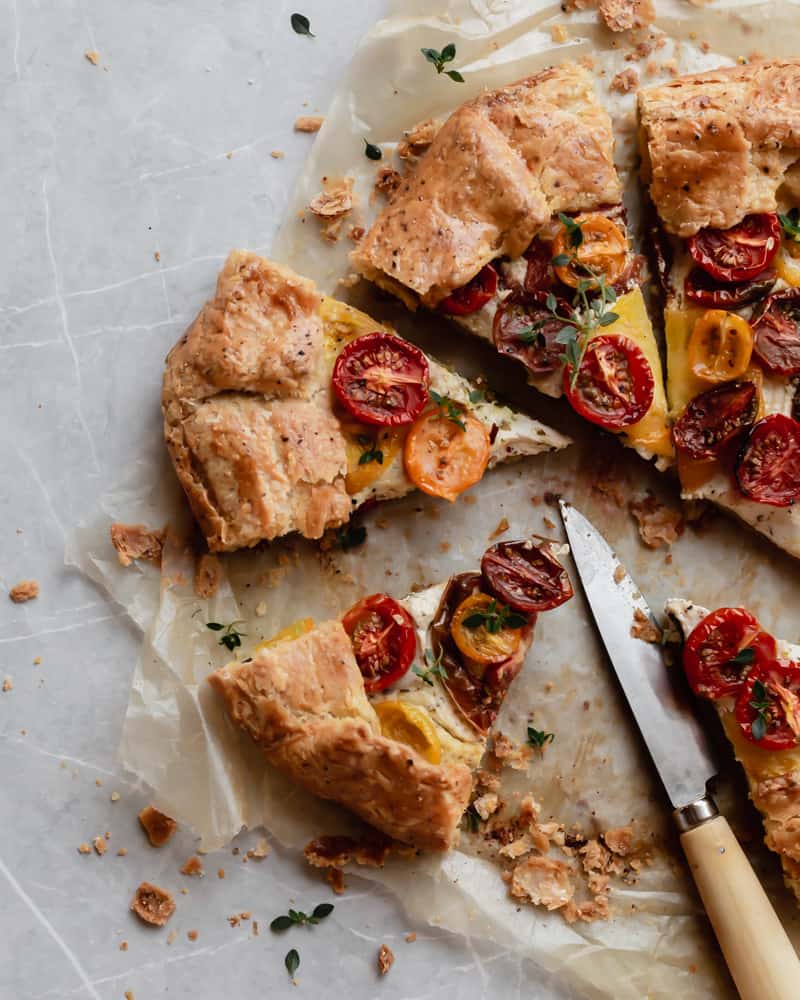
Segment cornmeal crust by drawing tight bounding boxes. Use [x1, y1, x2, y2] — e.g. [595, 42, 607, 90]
[352, 64, 622, 307]
[639, 59, 800, 237]
[209, 620, 472, 850]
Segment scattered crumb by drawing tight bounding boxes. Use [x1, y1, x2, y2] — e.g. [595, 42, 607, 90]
[218, 868, 225, 879]
[95, 778, 103, 787]
[110, 523, 164, 567]
[491, 732, 531, 771]
[629, 494, 684, 549]
[374, 165, 402, 199]
[604, 826, 634, 856]
[631, 607, 662, 644]
[304, 832, 395, 870]
[473, 793, 500, 821]
[489, 517, 510, 541]
[93, 836, 107, 856]
[33, 656, 41, 665]
[405, 932, 417, 943]
[613, 565, 626, 584]
[294, 115, 324, 133]
[610, 67, 639, 93]
[270, 150, 285, 159]
[377, 944, 394, 976]
[187, 930, 198, 942]
[194, 553, 222, 599]
[309, 178, 353, 217]
[397, 118, 439, 159]
[125, 992, 134, 1000]
[248, 838, 270, 860]
[598, 0, 655, 31]
[252, 920, 260, 936]
[2, 677, 12, 693]
[9, 580, 39, 603]
[77, 843, 92, 855]
[119, 941, 128, 952]
[117, 847, 128, 857]
[510, 857, 575, 911]
[542, 516, 555, 531]
[84, 50, 100, 65]
[111, 792, 121, 802]
[138, 805, 178, 848]
[550, 24, 569, 43]
[326, 866, 345, 894]
[181, 856, 205, 877]
[131, 882, 175, 927]
[166, 929, 177, 945]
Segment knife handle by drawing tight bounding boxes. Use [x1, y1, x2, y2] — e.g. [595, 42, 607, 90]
[679, 808, 800, 999]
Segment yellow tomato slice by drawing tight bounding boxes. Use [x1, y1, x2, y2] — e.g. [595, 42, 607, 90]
[375, 701, 442, 764]
[255, 618, 314, 651]
[403, 407, 490, 502]
[775, 244, 800, 285]
[687, 310, 753, 384]
[450, 593, 522, 667]
[552, 213, 627, 288]
[342, 424, 404, 495]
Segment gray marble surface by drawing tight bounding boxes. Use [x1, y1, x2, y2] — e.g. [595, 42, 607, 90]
[0, 3, 576, 997]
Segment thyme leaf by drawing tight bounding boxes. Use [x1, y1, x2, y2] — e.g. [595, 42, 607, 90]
[363, 138, 382, 161]
[206, 620, 246, 652]
[285, 948, 300, 977]
[462, 599, 528, 634]
[413, 647, 448, 686]
[527, 726, 555, 750]
[420, 43, 465, 81]
[429, 389, 467, 431]
[290, 12, 314, 36]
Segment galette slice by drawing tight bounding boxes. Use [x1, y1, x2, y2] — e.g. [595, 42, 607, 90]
[352, 64, 672, 468]
[667, 599, 800, 904]
[639, 59, 800, 557]
[162, 251, 569, 552]
[209, 537, 573, 851]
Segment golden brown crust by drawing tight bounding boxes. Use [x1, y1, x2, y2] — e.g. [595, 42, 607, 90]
[209, 621, 472, 851]
[353, 65, 621, 306]
[639, 59, 800, 237]
[162, 252, 350, 551]
[751, 771, 800, 900]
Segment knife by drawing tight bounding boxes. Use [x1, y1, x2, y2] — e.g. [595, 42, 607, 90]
[559, 500, 800, 1000]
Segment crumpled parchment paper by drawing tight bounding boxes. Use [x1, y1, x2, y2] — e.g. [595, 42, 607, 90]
[68, 1, 800, 997]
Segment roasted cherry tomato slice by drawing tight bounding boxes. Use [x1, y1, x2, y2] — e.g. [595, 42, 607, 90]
[342, 594, 416, 692]
[682, 607, 774, 699]
[564, 334, 654, 431]
[492, 292, 566, 375]
[683, 266, 777, 308]
[735, 663, 800, 750]
[688, 213, 781, 282]
[672, 381, 758, 461]
[523, 238, 556, 293]
[439, 264, 499, 316]
[403, 407, 490, 502]
[687, 310, 753, 384]
[552, 214, 627, 289]
[481, 539, 572, 613]
[374, 701, 442, 763]
[736, 413, 800, 507]
[752, 289, 800, 376]
[332, 332, 429, 427]
[450, 593, 524, 667]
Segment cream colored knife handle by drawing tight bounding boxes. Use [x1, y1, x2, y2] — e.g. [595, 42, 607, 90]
[679, 809, 800, 999]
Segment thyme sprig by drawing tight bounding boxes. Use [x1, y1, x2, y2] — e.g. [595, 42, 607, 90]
[206, 620, 246, 652]
[527, 725, 555, 750]
[779, 208, 800, 243]
[749, 679, 771, 743]
[420, 43, 464, 82]
[413, 647, 448, 686]
[429, 389, 467, 431]
[463, 599, 527, 634]
[271, 903, 334, 932]
[357, 434, 383, 466]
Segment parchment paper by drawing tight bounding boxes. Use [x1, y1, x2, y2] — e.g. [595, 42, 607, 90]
[68, 2, 800, 997]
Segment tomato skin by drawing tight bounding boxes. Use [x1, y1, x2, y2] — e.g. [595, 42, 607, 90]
[523, 238, 557, 293]
[564, 335, 655, 431]
[752, 289, 800, 376]
[439, 264, 498, 316]
[673, 381, 758, 461]
[492, 292, 567, 375]
[403, 408, 490, 502]
[332, 332, 429, 427]
[481, 540, 572, 613]
[552, 214, 627, 288]
[342, 594, 416, 692]
[687, 310, 753, 385]
[688, 213, 781, 282]
[682, 607, 773, 699]
[736, 414, 800, 507]
[684, 266, 776, 308]
[735, 663, 800, 750]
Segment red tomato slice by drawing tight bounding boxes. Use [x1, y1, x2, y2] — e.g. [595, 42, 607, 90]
[752, 289, 800, 375]
[481, 540, 573, 613]
[684, 266, 776, 308]
[523, 238, 556, 293]
[735, 663, 800, 750]
[564, 335, 655, 431]
[682, 607, 775, 699]
[439, 264, 498, 316]
[492, 292, 566, 375]
[735, 414, 800, 507]
[672, 381, 758, 461]
[342, 594, 416, 692]
[332, 332, 429, 427]
[688, 213, 781, 282]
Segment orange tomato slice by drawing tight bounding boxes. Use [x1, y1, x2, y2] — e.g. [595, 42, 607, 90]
[342, 423, 404, 495]
[552, 213, 627, 288]
[450, 593, 522, 667]
[255, 618, 314, 651]
[688, 310, 753, 384]
[374, 701, 442, 764]
[403, 408, 490, 502]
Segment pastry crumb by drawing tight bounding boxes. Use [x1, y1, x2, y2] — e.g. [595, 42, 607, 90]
[629, 494, 683, 549]
[181, 856, 204, 877]
[77, 843, 91, 855]
[489, 517, 510, 540]
[374, 165, 402, 200]
[138, 805, 177, 847]
[294, 115, 324, 133]
[84, 50, 100, 65]
[550, 24, 569, 43]
[187, 929, 198, 941]
[347, 225, 365, 243]
[2, 677, 12, 693]
[194, 553, 222, 599]
[33, 656, 41, 665]
[131, 882, 175, 927]
[124, 992, 134, 1000]
[326, 866, 345, 893]
[610, 67, 639, 93]
[217, 868, 225, 879]
[248, 837, 270, 860]
[309, 178, 353, 218]
[598, 0, 654, 31]
[9, 580, 39, 603]
[93, 836, 107, 856]
[166, 929, 177, 945]
[405, 932, 417, 943]
[630, 607, 662, 644]
[119, 941, 128, 951]
[111, 791, 120, 802]
[304, 832, 395, 870]
[473, 792, 500, 821]
[510, 857, 575, 911]
[255, 601, 267, 617]
[110, 523, 165, 567]
[117, 847, 127, 857]
[613, 564, 626, 584]
[397, 118, 439, 159]
[270, 150, 285, 159]
[377, 944, 394, 976]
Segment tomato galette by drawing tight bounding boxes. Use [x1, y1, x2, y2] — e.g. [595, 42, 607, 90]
[162, 252, 569, 552]
[209, 538, 573, 850]
[352, 64, 672, 467]
[667, 600, 800, 904]
[639, 60, 800, 557]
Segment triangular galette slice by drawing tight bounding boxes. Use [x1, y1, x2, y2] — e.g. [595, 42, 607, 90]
[352, 64, 672, 468]
[667, 599, 800, 903]
[209, 537, 573, 850]
[162, 251, 569, 552]
[639, 60, 800, 557]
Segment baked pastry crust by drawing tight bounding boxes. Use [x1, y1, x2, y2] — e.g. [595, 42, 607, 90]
[639, 59, 800, 237]
[209, 620, 472, 850]
[353, 65, 622, 307]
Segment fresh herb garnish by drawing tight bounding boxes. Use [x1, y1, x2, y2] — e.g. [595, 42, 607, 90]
[363, 138, 382, 161]
[206, 620, 246, 652]
[527, 725, 555, 750]
[271, 903, 334, 933]
[749, 679, 771, 743]
[468, 388, 485, 404]
[420, 43, 464, 82]
[462, 804, 481, 832]
[336, 523, 367, 550]
[429, 389, 467, 431]
[463, 599, 528, 634]
[779, 208, 800, 243]
[285, 948, 300, 977]
[290, 12, 314, 36]
[730, 647, 756, 667]
[357, 433, 383, 466]
[413, 647, 448, 686]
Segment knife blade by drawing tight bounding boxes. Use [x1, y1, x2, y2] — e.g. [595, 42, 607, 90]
[558, 499, 717, 811]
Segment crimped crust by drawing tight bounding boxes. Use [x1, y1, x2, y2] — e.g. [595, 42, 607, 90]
[639, 59, 800, 237]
